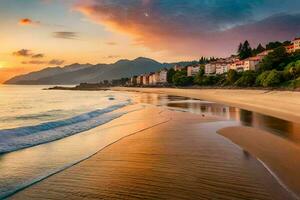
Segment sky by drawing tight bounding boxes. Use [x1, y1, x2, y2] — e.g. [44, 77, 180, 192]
[0, 0, 300, 83]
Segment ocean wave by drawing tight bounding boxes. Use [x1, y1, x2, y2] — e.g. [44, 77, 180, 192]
[0, 102, 129, 154]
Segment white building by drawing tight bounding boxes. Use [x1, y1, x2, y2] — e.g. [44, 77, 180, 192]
[230, 57, 260, 72]
[159, 69, 168, 83]
[293, 37, 300, 52]
[142, 74, 150, 85]
[187, 66, 200, 77]
[173, 65, 184, 71]
[205, 63, 216, 75]
[216, 63, 230, 75]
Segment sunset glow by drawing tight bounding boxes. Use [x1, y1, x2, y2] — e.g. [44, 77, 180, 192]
[0, 0, 300, 83]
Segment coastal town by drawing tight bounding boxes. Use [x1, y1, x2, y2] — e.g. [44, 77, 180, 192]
[128, 37, 300, 87]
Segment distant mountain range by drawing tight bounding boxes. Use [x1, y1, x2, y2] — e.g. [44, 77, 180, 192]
[5, 57, 196, 85]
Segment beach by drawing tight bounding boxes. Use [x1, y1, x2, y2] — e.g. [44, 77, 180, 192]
[8, 103, 296, 199]
[113, 87, 300, 123]
[5, 89, 300, 199]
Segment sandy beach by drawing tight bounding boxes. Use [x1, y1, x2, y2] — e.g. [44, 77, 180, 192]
[113, 87, 300, 123]
[219, 126, 300, 198]
[9, 104, 295, 199]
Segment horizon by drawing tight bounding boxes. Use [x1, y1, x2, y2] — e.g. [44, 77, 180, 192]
[1, 0, 300, 83]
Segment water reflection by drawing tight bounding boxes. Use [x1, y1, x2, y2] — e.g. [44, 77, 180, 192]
[136, 93, 300, 144]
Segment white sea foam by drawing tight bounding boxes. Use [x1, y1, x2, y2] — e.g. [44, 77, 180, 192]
[0, 102, 129, 154]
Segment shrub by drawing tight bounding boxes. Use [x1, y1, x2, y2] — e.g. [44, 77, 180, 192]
[235, 71, 257, 87]
[256, 71, 270, 86]
[262, 70, 282, 87]
[172, 70, 193, 86]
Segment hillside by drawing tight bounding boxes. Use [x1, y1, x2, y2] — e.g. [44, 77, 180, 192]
[5, 57, 182, 85]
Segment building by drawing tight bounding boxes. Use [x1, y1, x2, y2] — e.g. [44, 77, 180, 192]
[187, 65, 200, 77]
[142, 74, 150, 85]
[230, 57, 260, 72]
[285, 45, 294, 54]
[130, 76, 137, 85]
[293, 37, 300, 52]
[173, 65, 184, 71]
[243, 57, 260, 71]
[159, 69, 168, 83]
[205, 63, 216, 75]
[215, 62, 230, 74]
[149, 73, 154, 85]
[136, 75, 143, 85]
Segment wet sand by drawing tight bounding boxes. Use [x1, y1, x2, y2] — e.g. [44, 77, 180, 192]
[219, 126, 300, 198]
[9, 106, 294, 199]
[113, 87, 300, 123]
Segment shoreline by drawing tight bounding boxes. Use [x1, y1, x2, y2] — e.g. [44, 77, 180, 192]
[112, 87, 300, 123]
[9, 106, 295, 199]
[219, 126, 300, 199]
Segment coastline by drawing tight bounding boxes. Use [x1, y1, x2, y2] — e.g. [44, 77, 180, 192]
[112, 87, 300, 123]
[218, 126, 300, 198]
[9, 106, 295, 199]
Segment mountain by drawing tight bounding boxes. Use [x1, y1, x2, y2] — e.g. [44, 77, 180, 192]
[5, 57, 182, 85]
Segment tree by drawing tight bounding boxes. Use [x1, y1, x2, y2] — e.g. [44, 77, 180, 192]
[172, 70, 193, 86]
[167, 68, 176, 84]
[256, 71, 270, 86]
[259, 46, 288, 71]
[263, 70, 282, 87]
[227, 69, 239, 85]
[266, 41, 282, 50]
[252, 43, 265, 55]
[238, 40, 252, 60]
[235, 71, 257, 87]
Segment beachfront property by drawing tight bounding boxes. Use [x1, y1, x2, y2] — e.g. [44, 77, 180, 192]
[216, 62, 230, 75]
[293, 37, 300, 52]
[136, 75, 143, 85]
[142, 74, 150, 85]
[229, 57, 260, 72]
[159, 69, 168, 83]
[205, 63, 217, 75]
[187, 65, 200, 77]
[173, 65, 185, 71]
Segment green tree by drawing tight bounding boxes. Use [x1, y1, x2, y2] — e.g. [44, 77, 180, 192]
[259, 46, 288, 71]
[235, 71, 257, 87]
[227, 69, 239, 85]
[167, 68, 176, 84]
[252, 43, 265, 55]
[256, 71, 270, 86]
[262, 70, 282, 87]
[266, 41, 282, 50]
[238, 40, 252, 59]
[172, 70, 193, 86]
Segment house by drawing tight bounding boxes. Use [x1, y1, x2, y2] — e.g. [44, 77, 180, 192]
[130, 76, 137, 85]
[293, 37, 300, 52]
[173, 65, 184, 71]
[187, 65, 200, 77]
[285, 45, 294, 54]
[142, 74, 150, 85]
[230, 57, 260, 72]
[205, 63, 216, 75]
[149, 73, 154, 85]
[215, 62, 230, 75]
[159, 69, 168, 83]
[136, 76, 143, 85]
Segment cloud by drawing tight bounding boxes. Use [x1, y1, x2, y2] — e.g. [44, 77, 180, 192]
[49, 59, 65, 65]
[31, 53, 44, 58]
[22, 60, 46, 65]
[12, 49, 46, 59]
[74, 0, 300, 56]
[103, 55, 120, 59]
[19, 18, 40, 26]
[106, 41, 117, 45]
[52, 32, 78, 39]
[13, 49, 32, 57]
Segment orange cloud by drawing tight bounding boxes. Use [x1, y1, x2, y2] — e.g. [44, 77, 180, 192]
[74, 1, 300, 57]
[18, 18, 40, 26]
